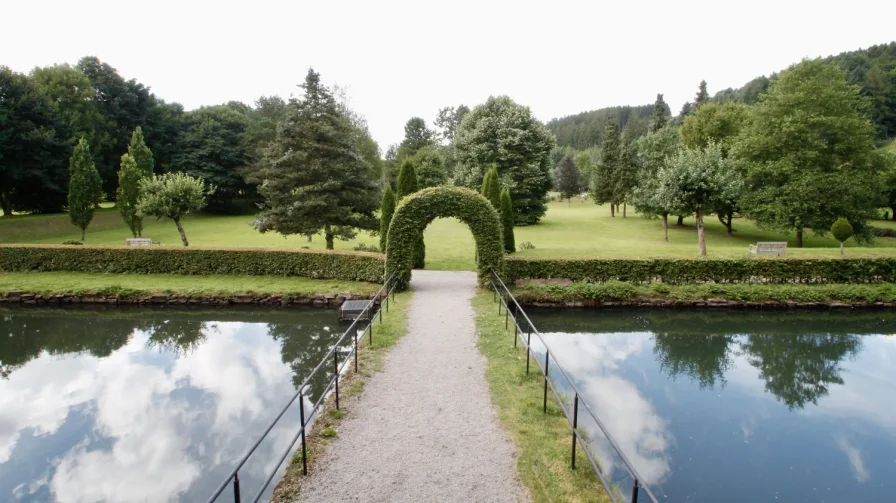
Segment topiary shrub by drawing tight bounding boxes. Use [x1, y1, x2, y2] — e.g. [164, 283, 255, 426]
[831, 217, 854, 256]
[385, 186, 504, 289]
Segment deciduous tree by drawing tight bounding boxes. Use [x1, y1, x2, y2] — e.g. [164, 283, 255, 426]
[0, 66, 71, 215]
[629, 126, 683, 241]
[68, 138, 103, 240]
[454, 96, 555, 224]
[137, 172, 211, 247]
[657, 143, 741, 255]
[736, 59, 886, 246]
[412, 146, 447, 188]
[173, 105, 249, 208]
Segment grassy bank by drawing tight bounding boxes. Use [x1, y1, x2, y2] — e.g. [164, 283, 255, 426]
[271, 290, 412, 502]
[472, 290, 610, 503]
[0, 272, 380, 298]
[513, 281, 896, 305]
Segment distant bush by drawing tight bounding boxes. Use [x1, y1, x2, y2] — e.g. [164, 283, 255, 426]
[505, 257, 896, 284]
[519, 241, 536, 250]
[870, 226, 896, 238]
[0, 245, 384, 282]
[61, 240, 83, 245]
[353, 243, 381, 253]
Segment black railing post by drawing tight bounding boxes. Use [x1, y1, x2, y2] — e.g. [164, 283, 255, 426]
[497, 293, 502, 315]
[379, 302, 383, 323]
[632, 479, 640, 503]
[299, 395, 308, 475]
[571, 394, 579, 469]
[334, 350, 340, 410]
[543, 353, 550, 413]
[526, 329, 531, 375]
[354, 327, 359, 373]
[368, 321, 373, 346]
[233, 472, 241, 503]
[513, 321, 518, 347]
[504, 296, 509, 329]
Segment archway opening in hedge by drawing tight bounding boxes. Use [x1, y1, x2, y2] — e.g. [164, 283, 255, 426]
[385, 186, 504, 290]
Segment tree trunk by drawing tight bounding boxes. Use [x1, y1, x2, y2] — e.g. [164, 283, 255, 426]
[81, 228, 86, 241]
[677, 215, 684, 226]
[610, 204, 615, 217]
[0, 192, 11, 217]
[718, 212, 733, 237]
[662, 213, 669, 242]
[840, 242, 844, 255]
[567, 198, 571, 207]
[795, 229, 803, 248]
[696, 205, 707, 256]
[891, 206, 895, 221]
[174, 218, 189, 247]
[623, 202, 627, 218]
[306, 233, 313, 242]
[325, 224, 334, 250]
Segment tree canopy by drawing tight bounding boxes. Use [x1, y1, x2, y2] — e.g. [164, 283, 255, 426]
[137, 172, 211, 246]
[454, 96, 555, 225]
[736, 58, 886, 246]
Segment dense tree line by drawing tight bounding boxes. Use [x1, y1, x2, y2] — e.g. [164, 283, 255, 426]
[1, 57, 375, 218]
[545, 104, 664, 150]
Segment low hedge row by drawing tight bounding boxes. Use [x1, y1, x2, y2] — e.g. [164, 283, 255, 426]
[505, 257, 896, 284]
[0, 245, 385, 283]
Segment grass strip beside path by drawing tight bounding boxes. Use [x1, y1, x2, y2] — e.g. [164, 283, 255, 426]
[472, 290, 611, 503]
[0, 272, 380, 298]
[513, 282, 896, 305]
[271, 290, 412, 502]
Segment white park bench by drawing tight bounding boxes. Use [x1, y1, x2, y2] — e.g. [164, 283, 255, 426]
[749, 242, 787, 256]
[126, 238, 160, 246]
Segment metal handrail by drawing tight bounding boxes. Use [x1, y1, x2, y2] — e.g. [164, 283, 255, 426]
[206, 272, 397, 503]
[490, 270, 660, 503]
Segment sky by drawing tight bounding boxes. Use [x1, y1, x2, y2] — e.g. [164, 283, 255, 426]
[3, 0, 894, 149]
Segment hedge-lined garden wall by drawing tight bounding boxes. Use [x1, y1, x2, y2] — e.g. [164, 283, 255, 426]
[505, 257, 896, 284]
[0, 245, 384, 283]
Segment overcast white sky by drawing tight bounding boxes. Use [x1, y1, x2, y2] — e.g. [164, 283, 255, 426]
[3, 0, 894, 148]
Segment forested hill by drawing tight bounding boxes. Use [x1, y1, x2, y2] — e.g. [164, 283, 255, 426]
[713, 42, 896, 139]
[545, 104, 662, 150]
[550, 41, 896, 149]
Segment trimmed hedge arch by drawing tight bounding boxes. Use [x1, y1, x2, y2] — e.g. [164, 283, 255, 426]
[386, 186, 504, 290]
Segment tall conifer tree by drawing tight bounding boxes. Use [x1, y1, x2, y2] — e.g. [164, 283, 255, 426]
[117, 153, 143, 237]
[255, 69, 379, 249]
[480, 165, 501, 209]
[67, 138, 103, 240]
[379, 186, 396, 252]
[395, 158, 425, 267]
[651, 94, 669, 132]
[500, 188, 515, 253]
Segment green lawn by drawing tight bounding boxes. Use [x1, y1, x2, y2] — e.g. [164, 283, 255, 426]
[3, 200, 896, 272]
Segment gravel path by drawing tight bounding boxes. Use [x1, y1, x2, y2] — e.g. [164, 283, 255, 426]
[295, 270, 528, 503]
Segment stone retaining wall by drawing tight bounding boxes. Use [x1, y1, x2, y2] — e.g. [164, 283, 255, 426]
[0, 291, 377, 308]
